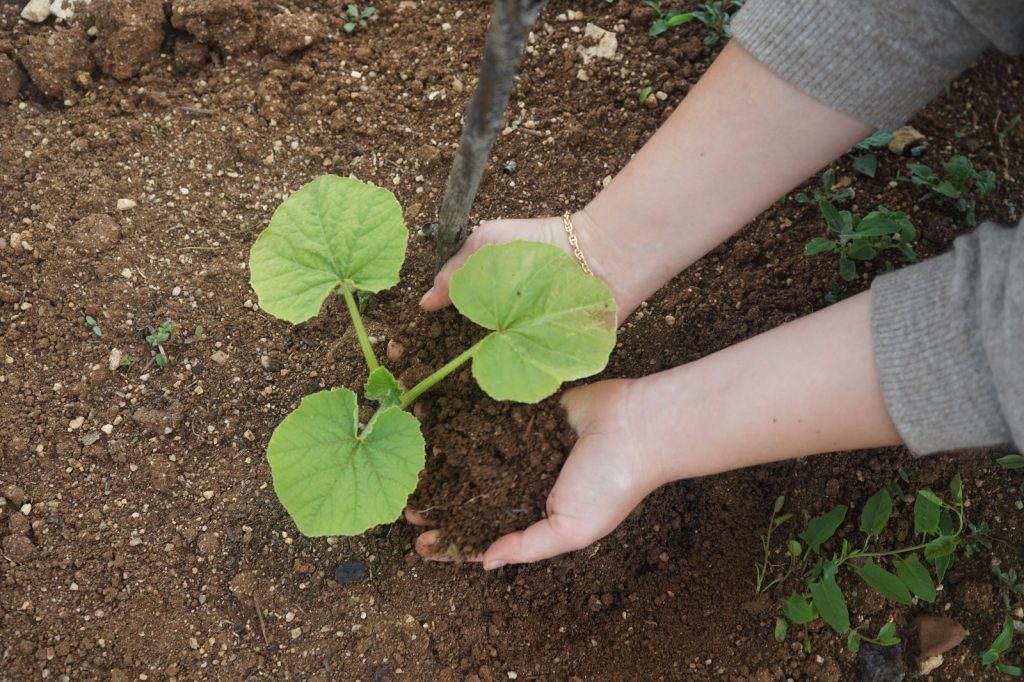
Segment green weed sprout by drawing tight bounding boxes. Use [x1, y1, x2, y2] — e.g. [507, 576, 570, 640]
[646, 0, 745, 44]
[982, 617, 1022, 676]
[795, 169, 854, 206]
[343, 4, 375, 34]
[757, 475, 977, 652]
[249, 176, 616, 537]
[904, 154, 996, 226]
[804, 201, 917, 282]
[146, 320, 173, 369]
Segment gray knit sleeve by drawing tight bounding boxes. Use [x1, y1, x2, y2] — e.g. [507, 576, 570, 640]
[731, 0, 992, 130]
[870, 221, 1024, 455]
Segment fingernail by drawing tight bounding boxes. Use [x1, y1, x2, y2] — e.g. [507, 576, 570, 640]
[418, 289, 433, 307]
[484, 560, 506, 571]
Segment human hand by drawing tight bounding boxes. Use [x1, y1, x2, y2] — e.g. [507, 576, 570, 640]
[407, 378, 676, 568]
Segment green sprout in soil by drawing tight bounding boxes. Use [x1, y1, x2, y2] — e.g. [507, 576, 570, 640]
[848, 129, 895, 178]
[638, 85, 654, 104]
[992, 564, 1024, 609]
[343, 3, 375, 34]
[902, 154, 996, 226]
[804, 201, 917, 282]
[646, 0, 744, 43]
[795, 169, 854, 206]
[82, 312, 102, 337]
[982, 617, 1022, 676]
[249, 175, 617, 537]
[998, 114, 1021, 147]
[998, 454, 1024, 497]
[146, 320, 173, 369]
[756, 475, 980, 652]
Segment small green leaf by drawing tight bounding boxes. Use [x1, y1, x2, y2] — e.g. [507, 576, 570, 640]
[773, 494, 786, 513]
[84, 315, 96, 325]
[666, 11, 694, 26]
[859, 489, 892, 540]
[996, 663, 1022, 676]
[787, 539, 803, 558]
[91, 325, 103, 337]
[998, 455, 1024, 469]
[364, 367, 403, 408]
[267, 388, 425, 536]
[848, 630, 861, 653]
[933, 552, 953, 582]
[914, 492, 941, 535]
[853, 130, 894, 150]
[855, 560, 912, 604]
[852, 154, 878, 177]
[804, 237, 837, 256]
[154, 354, 168, 369]
[449, 241, 617, 403]
[847, 240, 877, 261]
[809, 576, 850, 634]
[893, 553, 936, 602]
[819, 199, 845, 232]
[774, 617, 788, 642]
[839, 253, 856, 281]
[950, 473, 963, 505]
[250, 175, 408, 324]
[878, 622, 897, 641]
[783, 592, 817, 625]
[800, 505, 848, 553]
[924, 534, 959, 560]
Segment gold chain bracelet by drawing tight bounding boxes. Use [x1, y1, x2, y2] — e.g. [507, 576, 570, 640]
[562, 211, 594, 276]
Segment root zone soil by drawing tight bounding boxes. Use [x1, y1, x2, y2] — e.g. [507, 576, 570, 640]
[1, 1, 1022, 680]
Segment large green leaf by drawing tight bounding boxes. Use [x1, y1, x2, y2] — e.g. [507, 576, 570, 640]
[783, 592, 817, 625]
[250, 175, 408, 324]
[914, 491, 941, 535]
[859, 489, 892, 539]
[267, 388, 425, 536]
[855, 560, 912, 604]
[893, 553, 936, 602]
[800, 505, 848, 553]
[809, 576, 850, 634]
[449, 241, 617, 403]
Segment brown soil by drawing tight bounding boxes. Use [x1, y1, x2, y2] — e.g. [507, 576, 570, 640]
[2, 1, 1023, 680]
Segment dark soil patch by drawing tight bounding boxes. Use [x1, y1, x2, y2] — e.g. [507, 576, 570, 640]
[1, 1, 1022, 680]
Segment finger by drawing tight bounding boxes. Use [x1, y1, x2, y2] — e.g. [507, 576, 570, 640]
[403, 508, 433, 527]
[481, 515, 593, 569]
[414, 529, 483, 563]
[419, 234, 481, 311]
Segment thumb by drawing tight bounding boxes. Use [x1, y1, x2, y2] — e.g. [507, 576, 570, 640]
[419, 233, 482, 311]
[481, 513, 596, 569]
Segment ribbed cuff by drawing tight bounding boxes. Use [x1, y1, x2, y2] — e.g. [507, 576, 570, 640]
[870, 252, 1011, 455]
[732, 0, 990, 131]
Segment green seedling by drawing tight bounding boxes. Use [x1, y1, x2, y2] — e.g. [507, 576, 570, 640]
[689, 0, 745, 45]
[146, 320, 172, 369]
[249, 175, 616, 537]
[759, 475, 978, 651]
[848, 130, 893, 178]
[998, 114, 1021, 146]
[804, 201, 917, 281]
[645, 0, 696, 36]
[903, 154, 996, 226]
[992, 564, 1024, 609]
[82, 312, 102, 337]
[184, 324, 203, 345]
[638, 85, 654, 104]
[343, 3, 375, 34]
[795, 169, 853, 205]
[982, 617, 1022, 676]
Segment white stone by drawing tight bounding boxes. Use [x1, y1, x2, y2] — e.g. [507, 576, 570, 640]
[68, 416, 85, 430]
[101, 424, 114, 435]
[116, 198, 136, 211]
[20, 503, 32, 515]
[49, 0, 74, 20]
[21, 0, 51, 23]
[577, 23, 617, 64]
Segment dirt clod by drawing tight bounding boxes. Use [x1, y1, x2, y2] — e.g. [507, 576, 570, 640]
[0, 54, 26, 102]
[18, 26, 93, 98]
[88, 0, 166, 80]
[334, 560, 368, 584]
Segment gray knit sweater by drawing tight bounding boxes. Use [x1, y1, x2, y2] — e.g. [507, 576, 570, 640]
[733, 0, 1024, 454]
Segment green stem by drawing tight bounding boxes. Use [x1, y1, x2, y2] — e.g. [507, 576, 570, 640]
[340, 283, 379, 374]
[400, 340, 483, 409]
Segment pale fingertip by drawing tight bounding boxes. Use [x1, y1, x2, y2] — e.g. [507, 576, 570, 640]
[484, 559, 507, 571]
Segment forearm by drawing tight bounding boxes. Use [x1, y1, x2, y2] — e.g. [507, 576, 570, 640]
[630, 290, 901, 483]
[578, 41, 872, 314]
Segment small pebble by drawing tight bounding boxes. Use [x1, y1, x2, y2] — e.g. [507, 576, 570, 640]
[20, 503, 32, 515]
[116, 198, 137, 211]
[171, 286, 181, 297]
[335, 560, 368, 584]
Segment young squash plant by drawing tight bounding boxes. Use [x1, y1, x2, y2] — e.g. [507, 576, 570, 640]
[249, 175, 617, 537]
